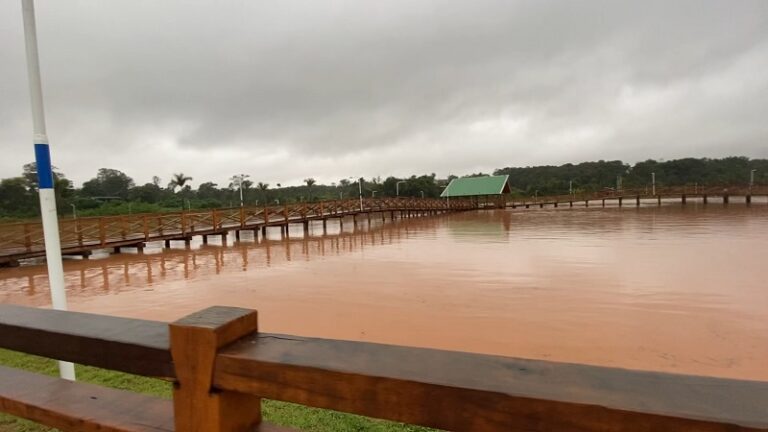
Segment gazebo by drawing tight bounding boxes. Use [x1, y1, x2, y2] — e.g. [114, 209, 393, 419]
[440, 175, 511, 208]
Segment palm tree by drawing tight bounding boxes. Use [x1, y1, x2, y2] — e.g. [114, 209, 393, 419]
[170, 173, 193, 192]
[304, 178, 316, 202]
[257, 182, 269, 204]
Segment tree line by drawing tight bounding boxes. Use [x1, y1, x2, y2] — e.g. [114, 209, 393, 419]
[0, 156, 765, 219]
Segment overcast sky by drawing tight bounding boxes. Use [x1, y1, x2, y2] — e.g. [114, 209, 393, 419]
[1, 1, 767, 188]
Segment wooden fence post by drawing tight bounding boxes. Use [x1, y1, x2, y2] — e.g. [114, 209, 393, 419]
[99, 218, 107, 246]
[169, 306, 262, 432]
[23, 224, 32, 252]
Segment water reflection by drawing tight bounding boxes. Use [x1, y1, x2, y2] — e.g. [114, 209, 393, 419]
[0, 215, 441, 305]
[1, 204, 766, 380]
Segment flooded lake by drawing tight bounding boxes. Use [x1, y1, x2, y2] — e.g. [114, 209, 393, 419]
[1, 203, 766, 380]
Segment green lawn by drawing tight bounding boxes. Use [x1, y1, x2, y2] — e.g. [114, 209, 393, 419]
[0, 349, 434, 432]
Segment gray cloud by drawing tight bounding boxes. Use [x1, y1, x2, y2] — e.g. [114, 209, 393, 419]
[1, 0, 767, 187]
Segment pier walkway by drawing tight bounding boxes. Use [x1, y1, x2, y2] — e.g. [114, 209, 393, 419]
[0, 197, 473, 266]
[509, 185, 768, 209]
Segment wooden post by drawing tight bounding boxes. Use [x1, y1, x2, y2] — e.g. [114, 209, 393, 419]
[212, 210, 219, 231]
[76, 218, 84, 246]
[23, 224, 32, 252]
[723, 194, 729, 204]
[636, 195, 640, 207]
[681, 194, 687, 205]
[235, 230, 241, 241]
[181, 214, 188, 237]
[169, 306, 262, 432]
[703, 194, 708, 204]
[569, 201, 573, 207]
[120, 216, 127, 240]
[142, 216, 149, 241]
[618, 197, 623, 207]
[585, 200, 589, 207]
[99, 218, 107, 246]
[203, 235, 208, 245]
[164, 240, 171, 248]
[602, 199, 605, 207]
[746, 195, 752, 205]
[657, 195, 662, 206]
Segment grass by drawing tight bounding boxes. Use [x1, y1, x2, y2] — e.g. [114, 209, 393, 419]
[0, 349, 434, 432]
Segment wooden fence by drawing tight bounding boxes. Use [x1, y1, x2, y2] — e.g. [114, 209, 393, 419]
[0, 304, 766, 431]
[509, 185, 768, 207]
[0, 197, 474, 264]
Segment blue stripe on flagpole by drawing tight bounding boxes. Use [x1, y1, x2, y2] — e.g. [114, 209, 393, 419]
[34, 143, 54, 189]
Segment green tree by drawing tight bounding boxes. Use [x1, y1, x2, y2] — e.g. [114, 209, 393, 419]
[304, 178, 316, 202]
[257, 182, 270, 204]
[81, 168, 134, 199]
[169, 173, 193, 192]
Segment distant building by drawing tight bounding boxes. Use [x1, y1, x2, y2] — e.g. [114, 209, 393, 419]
[440, 175, 511, 208]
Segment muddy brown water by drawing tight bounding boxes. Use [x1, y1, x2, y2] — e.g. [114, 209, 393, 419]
[1, 202, 767, 380]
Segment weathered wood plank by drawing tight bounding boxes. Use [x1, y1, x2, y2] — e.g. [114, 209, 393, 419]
[0, 365, 173, 432]
[0, 365, 293, 432]
[215, 333, 768, 432]
[0, 304, 173, 378]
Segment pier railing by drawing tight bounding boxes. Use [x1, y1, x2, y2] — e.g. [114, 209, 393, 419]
[0, 197, 473, 262]
[510, 185, 768, 206]
[0, 304, 767, 432]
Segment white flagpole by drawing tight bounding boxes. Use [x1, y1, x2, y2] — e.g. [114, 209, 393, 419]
[21, 0, 76, 381]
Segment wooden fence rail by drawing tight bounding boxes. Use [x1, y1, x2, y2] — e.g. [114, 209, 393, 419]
[509, 185, 768, 207]
[0, 304, 767, 431]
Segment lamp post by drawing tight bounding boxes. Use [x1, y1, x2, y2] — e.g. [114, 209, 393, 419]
[358, 177, 363, 211]
[21, 0, 75, 381]
[569, 180, 573, 196]
[651, 172, 656, 196]
[396, 180, 406, 196]
[231, 173, 249, 207]
[750, 169, 756, 190]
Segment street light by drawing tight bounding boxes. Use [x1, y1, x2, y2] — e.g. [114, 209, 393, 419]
[347, 176, 364, 211]
[651, 172, 656, 196]
[358, 177, 363, 211]
[396, 180, 406, 196]
[21, 0, 74, 381]
[231, 173, 250, 207]
[750, 169, 756, 189]
[569, 180, 573, 196]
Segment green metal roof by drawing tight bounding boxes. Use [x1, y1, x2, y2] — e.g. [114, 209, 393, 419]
[440, 175, 510, 197]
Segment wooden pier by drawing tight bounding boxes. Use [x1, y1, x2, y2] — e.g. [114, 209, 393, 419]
[0, 304, 766, 431]
[508, 185, 768, 209]
[0, 197, 473, 266]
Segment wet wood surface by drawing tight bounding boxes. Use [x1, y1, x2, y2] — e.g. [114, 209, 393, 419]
[0, 304, 173, 378]
[0, 364, 174, 432]
[1, 304, 767, 431]
[215, 332, 768, 431]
